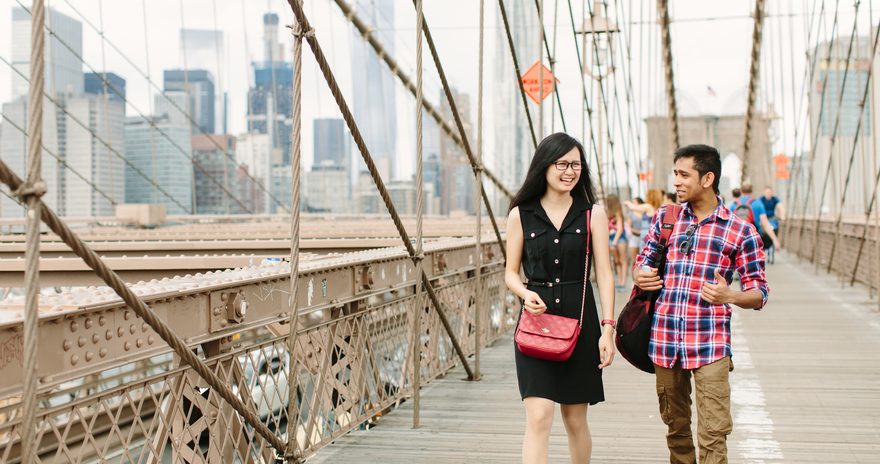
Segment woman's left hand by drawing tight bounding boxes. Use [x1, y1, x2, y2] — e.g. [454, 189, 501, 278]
[598, 331, 615, 369]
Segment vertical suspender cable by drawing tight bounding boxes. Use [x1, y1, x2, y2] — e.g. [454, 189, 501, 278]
[285, 1, 308, 459]
[826, 15, 879, 273]
[538, 0, 544, 139]
[784, 0, 823, 246]
[742, 0, 766, 185]
[656, 0, 679, 152]
[808, 3, 860, 264]
[21, 1, 46, 461]
[411, 0, 426, 429]
[795, 0, 840, 250]
[474, 0, 486, 382]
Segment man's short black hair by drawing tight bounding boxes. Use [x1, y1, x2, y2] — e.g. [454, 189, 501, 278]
[673, 144, 721, 194]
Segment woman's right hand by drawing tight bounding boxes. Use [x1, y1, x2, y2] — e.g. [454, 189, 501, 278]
[523, 291, 547, 315]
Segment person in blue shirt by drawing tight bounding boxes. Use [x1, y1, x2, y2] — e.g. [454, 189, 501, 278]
[761, 186, 784, 232]
[728, 183, 780, 249]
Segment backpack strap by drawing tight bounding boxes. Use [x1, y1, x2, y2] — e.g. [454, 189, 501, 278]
[746, 197, 757, 206]
[658, 205, 682, 248]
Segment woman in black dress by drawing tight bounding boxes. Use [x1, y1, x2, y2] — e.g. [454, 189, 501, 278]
[505, 133, 616, 463]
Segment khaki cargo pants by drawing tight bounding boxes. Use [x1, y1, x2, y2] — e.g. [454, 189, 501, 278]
[655, 357, 733, 464]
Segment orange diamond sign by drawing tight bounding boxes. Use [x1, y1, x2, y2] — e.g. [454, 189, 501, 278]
[521, 61, 559, 104]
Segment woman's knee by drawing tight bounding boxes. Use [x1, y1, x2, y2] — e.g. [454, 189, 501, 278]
[524, 398, 554, 431]
[560, 404, 588, 432]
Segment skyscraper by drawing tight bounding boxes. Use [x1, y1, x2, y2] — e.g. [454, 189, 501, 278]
[0, 96, 60, 218]
[124, 95, 194, 215]
[180, 29, 227, 132]
[236, 132, 272, 213]
[439, 89, 475, 215]
[10, 7, 83, 99]
[164, 69, 216, 134]
[85, 72, 126, 103]
[247, 13, 295, 213]
[192, 134, 237, 214]
[313, 118, 349, 166]
[248, 13, 294, 166]
[63, 77, 126, 217]
[350, 0, 397, 181]
[2, 7, 82, 218]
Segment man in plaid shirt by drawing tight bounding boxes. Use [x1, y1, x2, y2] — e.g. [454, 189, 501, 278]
[633, 144, 769, 464]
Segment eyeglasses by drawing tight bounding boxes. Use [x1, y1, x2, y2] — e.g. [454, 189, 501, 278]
[553, 161, 582, 171]
[679, 224, 698, 255]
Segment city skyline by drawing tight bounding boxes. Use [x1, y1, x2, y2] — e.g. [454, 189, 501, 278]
[0, 2, 875, 217]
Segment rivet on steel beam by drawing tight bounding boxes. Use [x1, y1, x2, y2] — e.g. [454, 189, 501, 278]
[98, 315, 106, 327]
[124, 341, 131, 351]
[141, 323, 148, 333]
[148, 336, 155, 345]
[71, 355, 79, 365]
[124, 311, 131, 321]
[70, 320, 78, 332]
[129, 324, 136, 335]
[92, 334, 99, 344]
[105, 330, 112, 341]
[136, 339, 143, 348]
[84, 318, 93, 329]
[85, 352, 94, 362]
[62, 340, 72, 351]
[99, 348, 107, 358]
[117, 327, 124, 337]
[77, 336, 86, 348]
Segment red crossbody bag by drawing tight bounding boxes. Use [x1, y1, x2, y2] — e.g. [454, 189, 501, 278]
[515, 210, 592, 362]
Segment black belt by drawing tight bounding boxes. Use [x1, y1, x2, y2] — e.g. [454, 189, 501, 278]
[525, 280, 581, 288]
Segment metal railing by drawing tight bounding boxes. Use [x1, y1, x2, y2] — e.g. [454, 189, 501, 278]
[0, 238, 513, 462]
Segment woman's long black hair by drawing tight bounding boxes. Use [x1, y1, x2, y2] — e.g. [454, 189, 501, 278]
[508, 132, 597, 212]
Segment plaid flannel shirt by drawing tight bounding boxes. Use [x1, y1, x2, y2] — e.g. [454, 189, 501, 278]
[635, 199, 769, 370]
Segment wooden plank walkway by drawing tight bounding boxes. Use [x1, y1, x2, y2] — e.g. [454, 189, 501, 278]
[309, 254, 880, 463]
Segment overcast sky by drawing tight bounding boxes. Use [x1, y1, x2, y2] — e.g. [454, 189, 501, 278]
[0, 0, 872, 186]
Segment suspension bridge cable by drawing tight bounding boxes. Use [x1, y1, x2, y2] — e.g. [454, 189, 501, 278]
[54, 0, 288, 213]
[140, 0, 159, 205]
[827, 15, 880, 272]
[550, 0, 560, 133]
[787, 0, 832, 242]
[330, 0, 514, 201]
[20, 0, 45, 458]
[497, 0, 539, 150]
[783, 0, 824, 244]
[807, 1, 866, 263]
[179, 0, 195, 214]
[607, 0, 644, 197]
[533, 0, 568, 133]
[411, 0, 426, 427]
[97, 0, 116, 215]
[0, 56, 190, 213]
[742, 0, 766, 184]
[793, 0, 844, 249]
[564, 0, 606, 196]
[283, 3, 306, 458]
[611, 0, 646, 196]
[656, 0, 680, 149]
[285, 0, 476, 381]
[585, 0, 624, 199]
[412, 0, 509, 260]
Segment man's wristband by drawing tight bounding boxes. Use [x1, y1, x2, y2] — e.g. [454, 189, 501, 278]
[601, 319, 616, 328]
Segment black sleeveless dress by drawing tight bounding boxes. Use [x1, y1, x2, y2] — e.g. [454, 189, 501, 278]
[515, 195, 605, 405]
